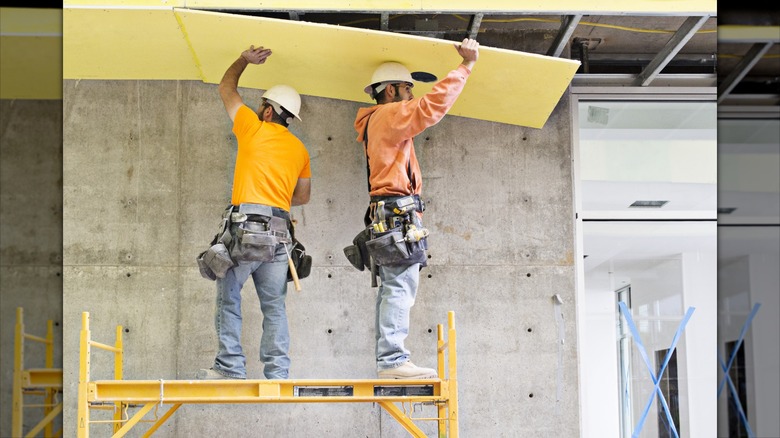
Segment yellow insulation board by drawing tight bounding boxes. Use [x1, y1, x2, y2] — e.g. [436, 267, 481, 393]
[0, 36, 62, 99]
[718, 25, 780, 43]
[0, 7, 61, 34]
[0, 8, 62, 99]
[178, 10, 580, 128]
[61, 6, 579, 126]
[63, 8, 201, 80]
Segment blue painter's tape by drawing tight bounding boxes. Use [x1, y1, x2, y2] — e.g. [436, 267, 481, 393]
[618, 301, 695, 438]
[717, 302, 760, 438]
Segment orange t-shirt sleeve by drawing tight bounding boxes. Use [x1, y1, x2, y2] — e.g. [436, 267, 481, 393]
[299, 156, 312, 179]
[233, 105, 258, 138]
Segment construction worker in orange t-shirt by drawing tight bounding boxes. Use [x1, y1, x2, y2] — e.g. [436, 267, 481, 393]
[197, 44, 311, 381]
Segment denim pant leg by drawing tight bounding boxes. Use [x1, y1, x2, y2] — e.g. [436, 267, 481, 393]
[376, 262, 420, 370]
[213, 260, 259, 379]
[251, 244, 291, 379]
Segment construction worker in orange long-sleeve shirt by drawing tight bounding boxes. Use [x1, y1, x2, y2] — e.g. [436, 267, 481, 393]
[353, 38, 479, 379]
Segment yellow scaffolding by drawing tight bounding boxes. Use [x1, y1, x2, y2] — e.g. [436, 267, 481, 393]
[12, 307, 63, 438]
[77, 311, 460, 437]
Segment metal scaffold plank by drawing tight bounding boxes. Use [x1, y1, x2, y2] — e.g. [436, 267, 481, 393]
[78, 310, 460, 437]
[89, 379, 445, 403]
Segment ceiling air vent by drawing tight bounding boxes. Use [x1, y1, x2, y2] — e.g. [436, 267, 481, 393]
[629, 200, 668, 208]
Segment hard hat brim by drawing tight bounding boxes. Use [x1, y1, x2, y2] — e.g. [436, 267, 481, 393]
[411, 71, 437, 82]
[363, 71, 437, 96]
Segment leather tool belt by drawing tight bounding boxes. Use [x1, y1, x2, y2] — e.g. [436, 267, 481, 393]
[344, 195, 428, 285]
[197, 203, 292, 280]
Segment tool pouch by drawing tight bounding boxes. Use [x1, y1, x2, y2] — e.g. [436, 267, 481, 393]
[288, 238, 312, 281]
[344, 227, 372, 271]
[197, 241, 234, 280]
[365, 227, 419, 267]
[197, 207, 236, 281]
[196, 251, 217, 280]
[232, 220, 282, 263]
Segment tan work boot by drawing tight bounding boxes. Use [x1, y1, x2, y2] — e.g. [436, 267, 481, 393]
[195, 368, 240, 380]
[377, 361, 438, 379]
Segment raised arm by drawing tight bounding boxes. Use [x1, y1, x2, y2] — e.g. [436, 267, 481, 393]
[383, 38, 480, 138]
[454, 37, 479, 70]
[218, 45, 273, 121]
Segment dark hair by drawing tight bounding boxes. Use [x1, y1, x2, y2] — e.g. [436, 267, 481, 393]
[261, 100, 291, 127]
[373, 84, 399, 105]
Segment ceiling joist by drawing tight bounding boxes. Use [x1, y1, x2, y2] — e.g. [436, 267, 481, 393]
[633, 15, 710, 86]
[547, 14, 583, 58]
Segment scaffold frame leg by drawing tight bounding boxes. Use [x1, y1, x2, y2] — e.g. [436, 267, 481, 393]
[112, 402, 157, 438]
[141, 404, 182, 438]
[379, 401, 428, 437]
[12, 307, 63, 438]
[25, 403, 63, 438]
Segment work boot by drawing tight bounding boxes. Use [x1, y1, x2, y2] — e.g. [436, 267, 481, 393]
[377, 361, 438, 379]
[195, 368, 240, 380]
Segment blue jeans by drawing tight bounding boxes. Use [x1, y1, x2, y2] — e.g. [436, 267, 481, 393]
[375, 262, 420, 370]
[213, 243, 290, 379]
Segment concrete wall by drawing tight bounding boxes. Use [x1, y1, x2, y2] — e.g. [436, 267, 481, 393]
[61, 79, 578, 437]
[0, 99, 63, 436]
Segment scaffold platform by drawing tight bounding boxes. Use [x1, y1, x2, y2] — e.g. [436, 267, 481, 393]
[77, 311, 460, 437]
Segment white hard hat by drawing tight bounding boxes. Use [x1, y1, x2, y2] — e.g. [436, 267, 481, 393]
[262, 85, 302, 121]
[364, 62, 415, 96]
[364, 62, 438, 97]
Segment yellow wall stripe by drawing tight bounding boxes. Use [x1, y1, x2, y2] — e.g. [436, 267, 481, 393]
[63, 8, 201, 80]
